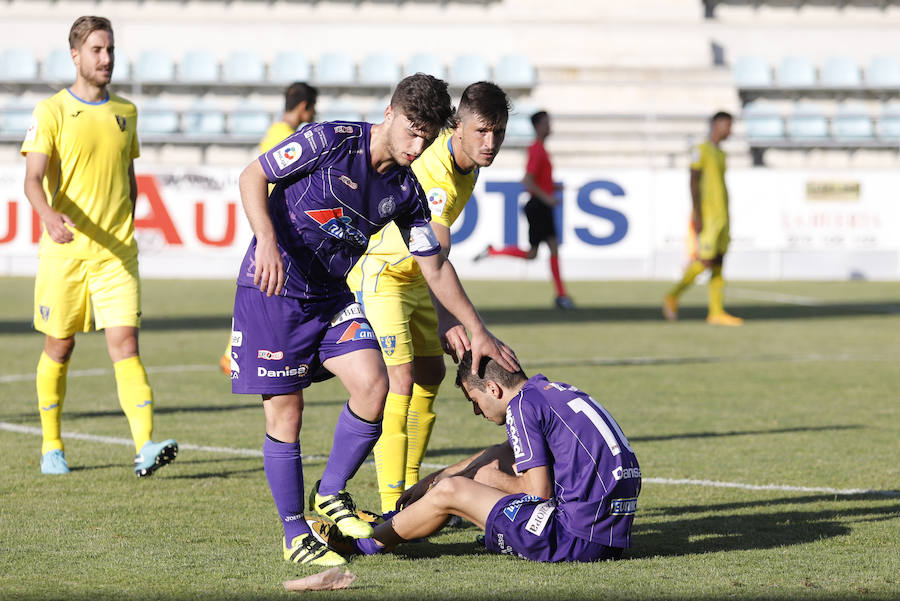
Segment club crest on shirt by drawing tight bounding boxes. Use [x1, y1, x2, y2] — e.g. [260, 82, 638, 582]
[305, 208, 367, 247]
[115, 115, 127, 132]
[378, 195, 396, 218]
[379, 335, 396, 356]
[39, 305, 50, 321]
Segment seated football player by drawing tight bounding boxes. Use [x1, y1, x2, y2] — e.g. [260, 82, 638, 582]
[318, 351, 641, 563]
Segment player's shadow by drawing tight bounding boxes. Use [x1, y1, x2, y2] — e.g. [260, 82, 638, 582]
[390, 539, 490, 560]
[632, 498, 900, 558]
[630, 423, 862, 443]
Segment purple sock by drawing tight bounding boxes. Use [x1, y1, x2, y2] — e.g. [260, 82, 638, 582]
[318, 403, 382, 496]
[263, 436, 312, 545]
[354, 537, 385, 555]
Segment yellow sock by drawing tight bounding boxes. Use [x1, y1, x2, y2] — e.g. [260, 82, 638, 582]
[669, 260, 706, 298]
[708, 264, 725, 316]
[113, 356, 154, 453]
[406, 382, 438, 487]
[37, 352, 68, 455]
[373, 392, 411, 514]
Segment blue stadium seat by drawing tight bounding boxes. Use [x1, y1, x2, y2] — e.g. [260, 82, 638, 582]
[776, 56, 816, 88]
[183, 99, 226, 136]
[315, 52, 355, 85]
[1, 49, 38, 81]
[224, 51, 265, 83]
[494, 54, 536, 88]
[449, 54, 490, 86]
[404, 53, 446, 79]
[0, 98, 35, 134]
[787, 102, 828, 140]
[44, 48, 74, 82]
[270, 51, 311, 84]
[364, 97, 390, 123]
[136, 50, 174, 83]
[114, 51, 131, 82]
[832, 102, 873, 140]
[229, 102, 271, 136]
[318, 98, 360, 122]
[742, 101, 784, 141]
[505, 113, 534, 142]
[138, 98, 179, 134]
[733, 56, 772, 88]
[877, 102, 900, 140]
[820, 57, 861, 88]
[358, 53, 400, 86]
[866, 57, 900, 88]
[180, 50, 219, 83]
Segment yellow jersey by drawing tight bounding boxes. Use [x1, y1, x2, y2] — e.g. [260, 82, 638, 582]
[690, 140, 729, 229]
[21, 88, 140, 260]
[259, 121, 296, 153]
[349, 129, 478, 291]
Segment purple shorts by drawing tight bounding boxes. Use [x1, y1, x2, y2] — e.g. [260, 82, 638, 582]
[230, 286, 380, 394]
[485, 494, 623, 563]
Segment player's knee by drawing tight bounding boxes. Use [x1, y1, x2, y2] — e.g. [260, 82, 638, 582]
[45, 336, 75, 363]
[387, 364, 415, 395]
[430, 476, 470, 508]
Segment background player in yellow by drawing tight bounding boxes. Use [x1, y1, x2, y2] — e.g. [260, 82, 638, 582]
[219, 81, 318, 374]
[663, 111, 742, 326]
[21, 15, 178, 476]
[347, 82, 510, 514]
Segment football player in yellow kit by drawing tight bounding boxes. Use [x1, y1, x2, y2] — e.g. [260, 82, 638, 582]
[664, 111, 743, 326]
[21, 16, 178, 476]
[347, 82, 511, 513]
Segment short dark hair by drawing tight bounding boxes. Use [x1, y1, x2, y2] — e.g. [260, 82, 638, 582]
[455, 350, 527, 393]
[390, 73, 454, 135]
[284, 82, 318, 112]
[530, 110, 549, 130]
[456, 82, 510, 128]
[69, 15, 113, 50]
[711, 111, 733, 124]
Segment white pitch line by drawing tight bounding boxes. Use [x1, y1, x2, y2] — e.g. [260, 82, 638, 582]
[2, 421, 896, 497]
[0, 364, 219, 384]
[729, 288, 825, 306]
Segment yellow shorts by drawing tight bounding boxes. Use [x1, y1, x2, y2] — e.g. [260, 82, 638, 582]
[34, 254, 141, 338]
[355, 278, 442, 366]
[696, 222, 730, 261]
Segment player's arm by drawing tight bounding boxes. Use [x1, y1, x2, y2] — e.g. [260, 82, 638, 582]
[690, 168, 702, 234]
[522, 172, 557, 208]
[239, 160, 283, 296]
[425, 221, 467, 360]
[475, 461, 552, 498]
[23, 151, 74, 244]
[128, 161, 137, 215]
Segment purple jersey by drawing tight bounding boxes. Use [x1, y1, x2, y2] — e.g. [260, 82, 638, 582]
[237, 121, 441, 300]
[505, 374, 641, 547]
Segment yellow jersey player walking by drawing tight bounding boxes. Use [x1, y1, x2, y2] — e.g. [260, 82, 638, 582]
[347, 82, 511, 514]
[664, 111, 742, 326]
[21, 16, 178, 475]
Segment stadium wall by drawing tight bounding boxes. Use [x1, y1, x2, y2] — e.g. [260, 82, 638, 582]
[0, 166, 896, 281]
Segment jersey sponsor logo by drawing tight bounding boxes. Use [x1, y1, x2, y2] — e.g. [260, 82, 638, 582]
[334, 125, 354, 134]
[257, 364, 309, 378]
[525, 501, 556, 536]
[274, 142, 302, 169]
[610, 497, 638, 516]
[502, 495, 542, 521]
[25, 115, 38, 141]
[613, 466, 642, 481]
[70, 110, 83, 118]
[257, 349, 284, 360]
[506, 409, 524, 458]
[303, 129, 317, 152]
[284, 513, 305, 522]
[39, 305, 50, 321]
[231, 330, 243, 347]
[330, 302, 365, 326]
[377, 195, 396, 218]
[339, 174, 358, 190]
[230, 351, 240, 380]
[407, 224, 439, 253]
[379, 335, 396, 356]
[337, 320, 376, 343]
[115, 115, 127, 132]
[305, 208, 367, 247]
[426, 187, 448, 217]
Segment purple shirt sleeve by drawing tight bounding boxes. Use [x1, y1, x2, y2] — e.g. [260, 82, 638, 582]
[506, 393, 550, 473]
[258, 123, 359, 185]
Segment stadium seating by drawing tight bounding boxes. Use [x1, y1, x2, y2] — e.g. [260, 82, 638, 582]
[403, 53, 446, 79]
[114, 51, 131, 82]
[776, 56, 816, 88]
[877, 102, 900, 139]
[733, 55, 772, 88]
[832, 101, 874, 141]
[0, 97, 34, 134]
[315, 52, 356, 86]
[228, 101, 271, 136]
[742, 101, 784, 141]
[494, 54, 537, 88]
[866, 57, 900, 88]
[449, 54, 491, 86]
[787, 102, 829, 140]
[43, 48, 74, 82]
[364, 97, 390, 123]
[183, 98, 226, 136]
[138, 98, 179, 134]
[180, 50, 219, 84]
[223, 51, 265, 84]
[820, 57, 861, 89]
[270, 51, 311, 85]
[135, 50, 175, 83]
[1, 48, 38, 82]
[359, 53, 401, 87]
[317, 98, 361, 122]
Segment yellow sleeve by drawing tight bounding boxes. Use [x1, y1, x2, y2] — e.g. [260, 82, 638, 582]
[131, 114, 141, 160]
[20, 100, 57, 157]
[689, 144, 704, 171]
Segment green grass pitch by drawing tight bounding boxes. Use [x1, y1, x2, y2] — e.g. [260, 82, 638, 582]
[1, 277, 898, 600]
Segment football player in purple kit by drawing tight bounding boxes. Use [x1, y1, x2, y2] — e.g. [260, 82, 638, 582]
[230, 73, 518, 567]
[329, 350, 640, 562]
